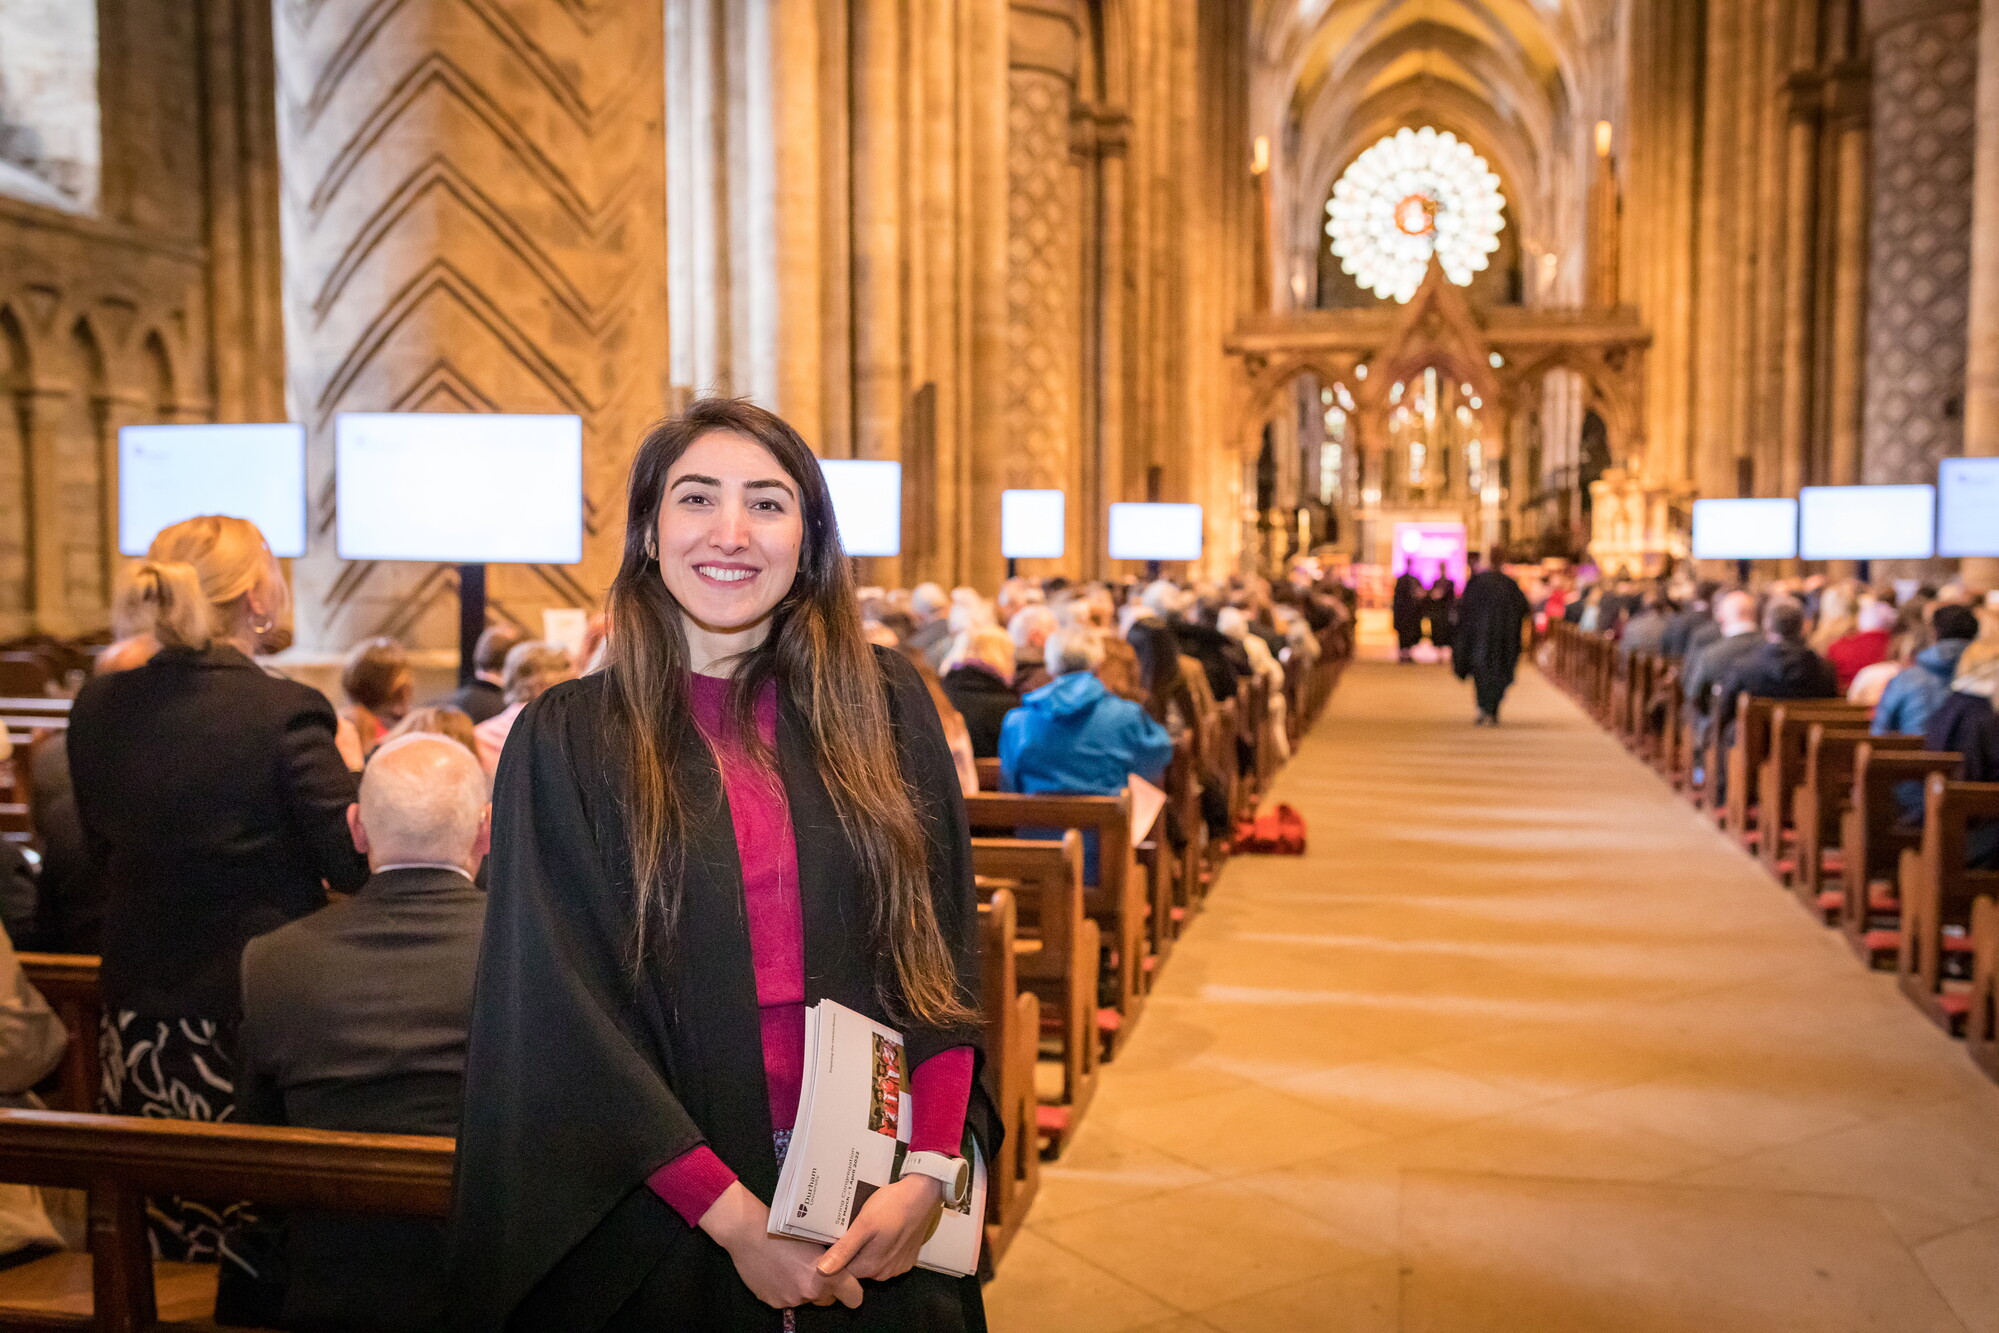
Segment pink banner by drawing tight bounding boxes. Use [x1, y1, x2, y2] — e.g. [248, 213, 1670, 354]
[1391, 522, 1468, 592]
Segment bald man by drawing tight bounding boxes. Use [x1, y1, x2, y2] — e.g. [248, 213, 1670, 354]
[1682, 591, 1760, 725]
[235, 733, 489, 1333]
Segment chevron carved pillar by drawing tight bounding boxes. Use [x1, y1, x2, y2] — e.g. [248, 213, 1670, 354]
[274, 0, 670, 651]
[1001, 1, 1085, 580]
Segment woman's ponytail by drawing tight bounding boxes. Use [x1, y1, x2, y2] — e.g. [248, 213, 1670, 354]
[114, 560, 212, 650]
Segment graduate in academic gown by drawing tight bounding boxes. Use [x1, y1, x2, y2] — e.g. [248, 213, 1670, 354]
[1391, 573, 1425, 661]
[1423, 576, 1457, 651]
[1453, 552, 1531, 725]
[450, 400, 995, 1332]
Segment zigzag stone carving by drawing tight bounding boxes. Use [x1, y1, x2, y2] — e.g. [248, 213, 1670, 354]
[275, 0, 669, 651]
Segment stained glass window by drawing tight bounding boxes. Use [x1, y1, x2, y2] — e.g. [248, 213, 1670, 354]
[1325, 127, 1506, 303]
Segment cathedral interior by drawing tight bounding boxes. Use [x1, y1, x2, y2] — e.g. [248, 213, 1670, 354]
[2, 0, 1989, 654]
[5, 2, 1999, 1330]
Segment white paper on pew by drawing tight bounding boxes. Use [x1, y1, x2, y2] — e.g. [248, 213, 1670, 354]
[1127, 773, 1167, 848]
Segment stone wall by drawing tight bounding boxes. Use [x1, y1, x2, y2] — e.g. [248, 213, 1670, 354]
[0, 0, 282, 639]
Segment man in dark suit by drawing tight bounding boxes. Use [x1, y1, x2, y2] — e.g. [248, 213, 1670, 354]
[236, 733, 489, 1333]
[441, 624, 522, 725]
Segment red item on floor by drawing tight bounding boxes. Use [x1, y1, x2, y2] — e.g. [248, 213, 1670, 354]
[1234, 803, 1307, 855]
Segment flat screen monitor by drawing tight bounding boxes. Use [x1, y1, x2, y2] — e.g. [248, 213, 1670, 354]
[818, 458, 902, 557]
[336, 413, 583, 564]
[1798, 484, 1935, 561]
[1108, 502, 1203, 562]
[1939, 457, 1999, 557]
[117, 423, 307, 557]
[1690, 498, 1798, 561]
[1000, 489, 1065, 559]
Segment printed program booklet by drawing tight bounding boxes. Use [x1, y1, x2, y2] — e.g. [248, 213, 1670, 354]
[768, 998, 986, 1277]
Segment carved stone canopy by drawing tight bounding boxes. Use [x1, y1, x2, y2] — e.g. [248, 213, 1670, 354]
[1224, 260, 1651, 470]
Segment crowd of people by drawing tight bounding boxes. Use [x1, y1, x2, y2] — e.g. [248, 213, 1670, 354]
[1549, 568, 1999, 862]
[0, 399, 1358, 1329]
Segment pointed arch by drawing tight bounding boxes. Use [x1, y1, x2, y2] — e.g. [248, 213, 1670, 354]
[68, 315, 110, 606]
[141, 329, 176, 421]
[0, 307, 32, 617]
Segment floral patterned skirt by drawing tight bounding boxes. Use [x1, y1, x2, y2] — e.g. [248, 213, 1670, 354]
[98, 1010, 254, 1262]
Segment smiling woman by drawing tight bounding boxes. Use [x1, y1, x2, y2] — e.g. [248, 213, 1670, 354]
[450, 399, 994, 1332]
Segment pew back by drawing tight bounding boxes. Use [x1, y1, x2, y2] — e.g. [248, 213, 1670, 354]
[1839, 746, 1965, 957]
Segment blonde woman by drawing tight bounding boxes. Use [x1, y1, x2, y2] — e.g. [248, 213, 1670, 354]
[66, 516, 367, 1258]
[939, 625, 1019, 757]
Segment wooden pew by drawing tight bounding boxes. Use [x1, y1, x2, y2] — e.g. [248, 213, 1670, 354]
[972, 835, 1099, 1154]
[0, 700, 68, 754]
[1896, 775, 1999, 1031]
[1723, 696, 1869, 847]
[1788, 728, 1920, 919]
[1688, 682, 1738, 819]
[979, 744, 1197, 963]
[1164, 740, 1206, 929]
[17, 956, 99, 1115]
[1965, 895, 1999, 1081]
[977, 890, 1040, 1268]
[1755, 701, 1874, 881]
[963, 791, 1148, 1058]
[1839, 746, 1965, 961]
[0, 1109, 453, 1332]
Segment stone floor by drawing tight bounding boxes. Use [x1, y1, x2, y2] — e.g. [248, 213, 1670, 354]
[983, 653, 1999, 1332]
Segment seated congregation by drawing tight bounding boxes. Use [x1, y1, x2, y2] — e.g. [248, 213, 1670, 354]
[0, 405, 1352, 1330]
[1544, 571, 1999, 1075]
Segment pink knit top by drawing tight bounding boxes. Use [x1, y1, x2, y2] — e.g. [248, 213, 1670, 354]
[646, 673, 973, 1226]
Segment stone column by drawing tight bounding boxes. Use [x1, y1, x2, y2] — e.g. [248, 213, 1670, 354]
[1961, 0, 1999, 589]
[1861, 0, 1978, 494]
[1002, 2, 1085, 580]
[848, 0, 907, 589]
[272, 0, 669, 651]
[1776, 76, 1821, 501]
[20, 386, 73, 631]
[1691, 0, 1745, 500]
[1825, 79, 1872, 492]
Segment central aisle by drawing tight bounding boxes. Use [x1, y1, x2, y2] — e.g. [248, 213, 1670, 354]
[984, 659, 1999, 1332]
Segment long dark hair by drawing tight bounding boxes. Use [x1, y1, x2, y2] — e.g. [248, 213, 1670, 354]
[604, 399, 971, 1027]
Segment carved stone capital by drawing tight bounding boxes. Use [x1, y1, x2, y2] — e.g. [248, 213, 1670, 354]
[1070, 103, 1132, 160]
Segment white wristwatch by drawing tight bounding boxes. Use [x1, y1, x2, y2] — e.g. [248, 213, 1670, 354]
[896, 1150, 971, 1208]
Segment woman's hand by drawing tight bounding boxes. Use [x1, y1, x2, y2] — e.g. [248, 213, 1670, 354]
[814, 1175, 943, 1283]
[698, 1182, 862, 1310]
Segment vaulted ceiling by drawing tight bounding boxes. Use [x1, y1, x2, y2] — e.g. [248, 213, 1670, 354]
[1252, 0, 1622, 308]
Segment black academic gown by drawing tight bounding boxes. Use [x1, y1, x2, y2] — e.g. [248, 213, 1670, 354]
[1453, 570, 1531, 692]
[449, 646, 994, 1332]
[1391, 576, 1425, 650]
[1424, 581, 1457, 649]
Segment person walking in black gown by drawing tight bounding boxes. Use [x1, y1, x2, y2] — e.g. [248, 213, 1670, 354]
[1453, 551, 1531, 725]
[1424, 576, 1457, 653]
[1391, 573, 1425, 663]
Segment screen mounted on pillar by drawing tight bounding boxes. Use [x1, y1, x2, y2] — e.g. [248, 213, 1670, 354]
[117, 423, 308, 558]
[334, 413, 584, 564]
[1938, 458, 1999, 557]
[1797, 485, 1935, 561]
[1000, 489, 1066, 560]
[1689, 498, 1798, 561]
[818, 459, 902, 557]
[1108, 503, 1204, 562]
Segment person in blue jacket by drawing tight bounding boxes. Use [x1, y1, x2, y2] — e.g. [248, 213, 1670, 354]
[1875, 604, 1980, 738]
[1000, 628, 1173, 798]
